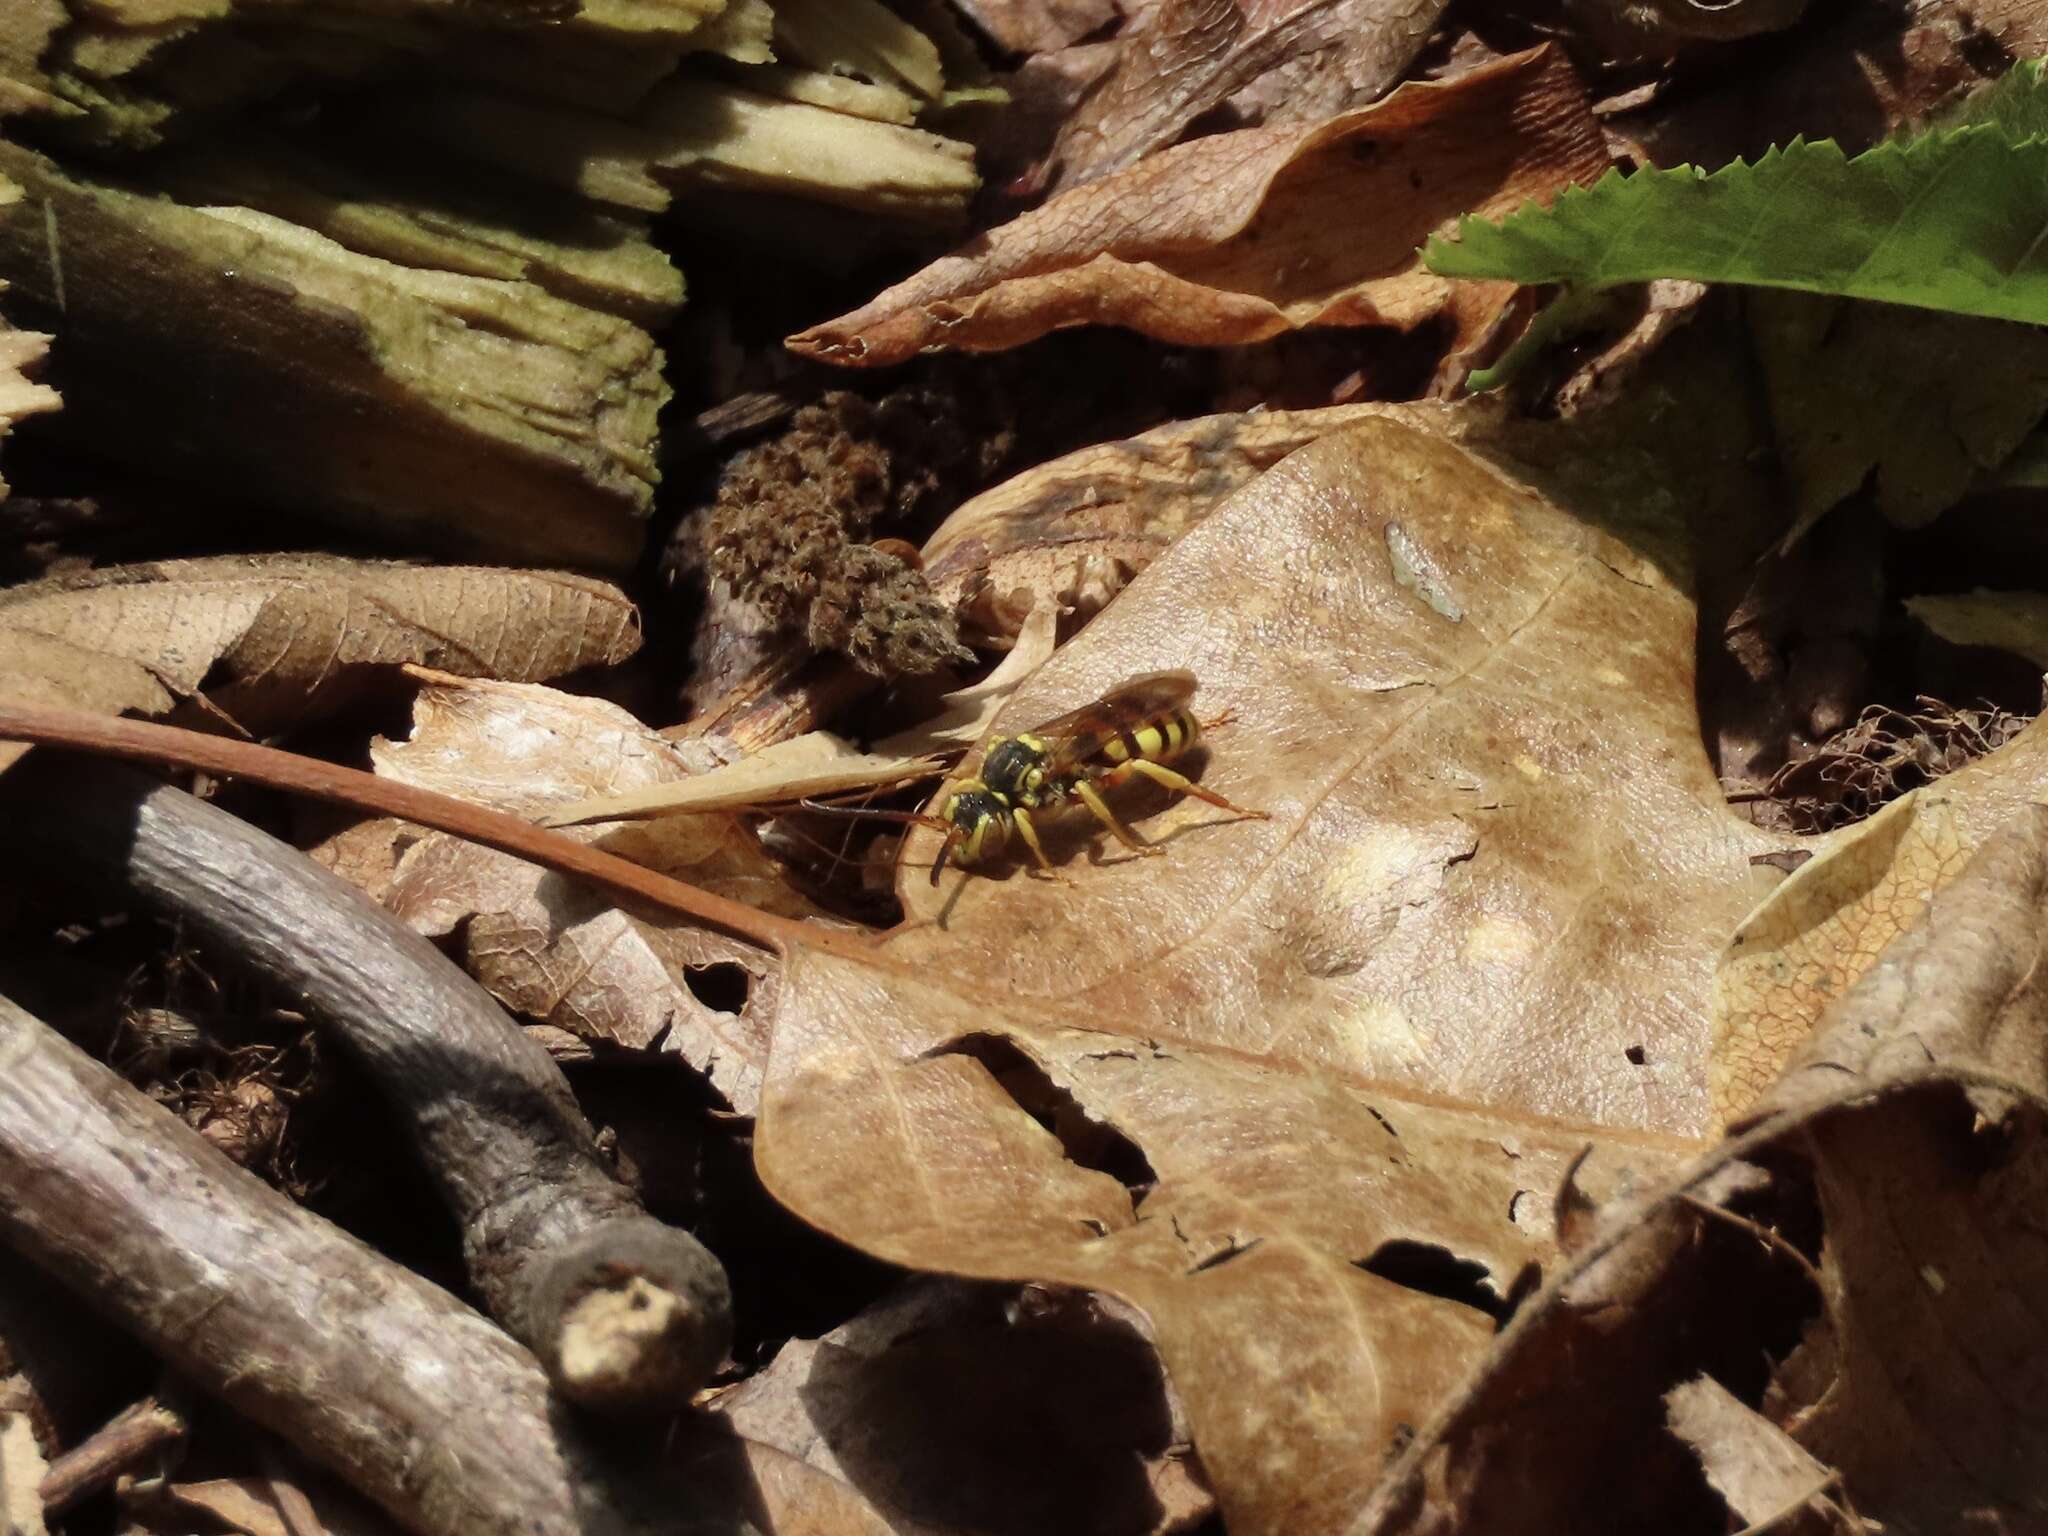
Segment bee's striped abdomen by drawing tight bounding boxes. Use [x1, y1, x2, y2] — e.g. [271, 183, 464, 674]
[1102, 706, 1201, 767]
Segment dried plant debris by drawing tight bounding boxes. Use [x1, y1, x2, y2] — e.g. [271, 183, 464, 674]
[698, 387, 1019, 677]
[1758, 698, 2036, 835]
[0, 555, 641, 771]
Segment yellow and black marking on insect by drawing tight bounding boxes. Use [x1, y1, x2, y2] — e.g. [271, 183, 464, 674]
[927, 669, 1267, 883]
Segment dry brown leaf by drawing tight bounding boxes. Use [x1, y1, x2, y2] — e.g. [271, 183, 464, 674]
[1048, 0, 1451, 191]
[1907, 588, 2048, 671]
[711, 1278, 1214, 1536]
[323, 672, 812, 1111]
[789, 48, 1610, 367]
[1665, 1377, 1858, 1536]
[922, 404, 1398, 643]
[0, 556, 640, 771]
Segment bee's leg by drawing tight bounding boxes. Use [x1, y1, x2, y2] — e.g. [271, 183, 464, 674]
[1010, 807, 1075, 883]
[1121, 758, 1271, 819]
[1201, 706, 1238, 731]
[1072, 779, 1165, 856]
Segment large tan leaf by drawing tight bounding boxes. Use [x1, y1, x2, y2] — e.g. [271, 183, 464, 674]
[753, 355, 2048, 1531]
[757, 401, 1762, 1533]
[789, 48, 1609, 366]
[0, 556, 639, 771]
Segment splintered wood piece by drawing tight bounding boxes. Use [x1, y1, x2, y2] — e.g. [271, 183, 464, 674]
[0, 138, 663, 569]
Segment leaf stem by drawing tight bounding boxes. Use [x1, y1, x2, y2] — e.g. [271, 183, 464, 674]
[0, 703, 806, 956]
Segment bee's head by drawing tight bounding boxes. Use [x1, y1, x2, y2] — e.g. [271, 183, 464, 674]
[932, 783, 1011, 883]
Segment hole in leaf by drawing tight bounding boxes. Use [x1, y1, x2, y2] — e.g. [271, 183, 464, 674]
[683, 962, 750, 1015]
[1356, 1239, 1505, 1320]
[929, 1033, 1157, 1200]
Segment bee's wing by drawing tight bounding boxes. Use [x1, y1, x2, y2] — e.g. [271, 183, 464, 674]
[1029, 670, 1199, 774]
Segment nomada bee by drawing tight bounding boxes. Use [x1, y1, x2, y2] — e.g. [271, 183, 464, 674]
[811, 670, 1268, 883]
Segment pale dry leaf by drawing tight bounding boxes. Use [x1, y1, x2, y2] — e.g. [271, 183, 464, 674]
[789, 48, 1611, 366]
[0, 555, 640, 771]
[337, 672, 812, 1112]
[712, 1278, 1215, 1536]
[1727, 812, 2048, 1534]
[0, 1413, 49, 1536]
[541, 733, 945, 825]
[922, 404, 1404, 644]
[1049, 0, 1451, 191]
[1709, 721, 2048, 1123]
[0, 189, 59, 506]
[1907, 588, 2048, 670]
[1665, 1376, 1857, 1536]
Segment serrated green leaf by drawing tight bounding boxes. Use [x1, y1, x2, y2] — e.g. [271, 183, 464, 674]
[1426, 127, 2048, 324]
[1425, 59, 2048, 326]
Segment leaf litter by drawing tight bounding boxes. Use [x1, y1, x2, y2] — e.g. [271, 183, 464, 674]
[12, 19, 2048, 1536]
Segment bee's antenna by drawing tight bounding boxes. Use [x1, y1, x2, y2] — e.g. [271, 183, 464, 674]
[796, 798, 951, 833]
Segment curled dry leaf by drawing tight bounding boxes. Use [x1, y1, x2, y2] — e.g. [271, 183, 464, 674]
[542, 600, 1062, 826]
[0, 184, 59, 503]
[923, 404, 1402, 643]
[318, 671, 813, 1112]
[711, 1279, 1214, 1536]
[1047, 0, 1452, 192]
[1907, 587, 2048, 670]
[1379, 811, 2048, 1535]
[789, 47, 1610, 367]
[0, 556, 640, 772]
